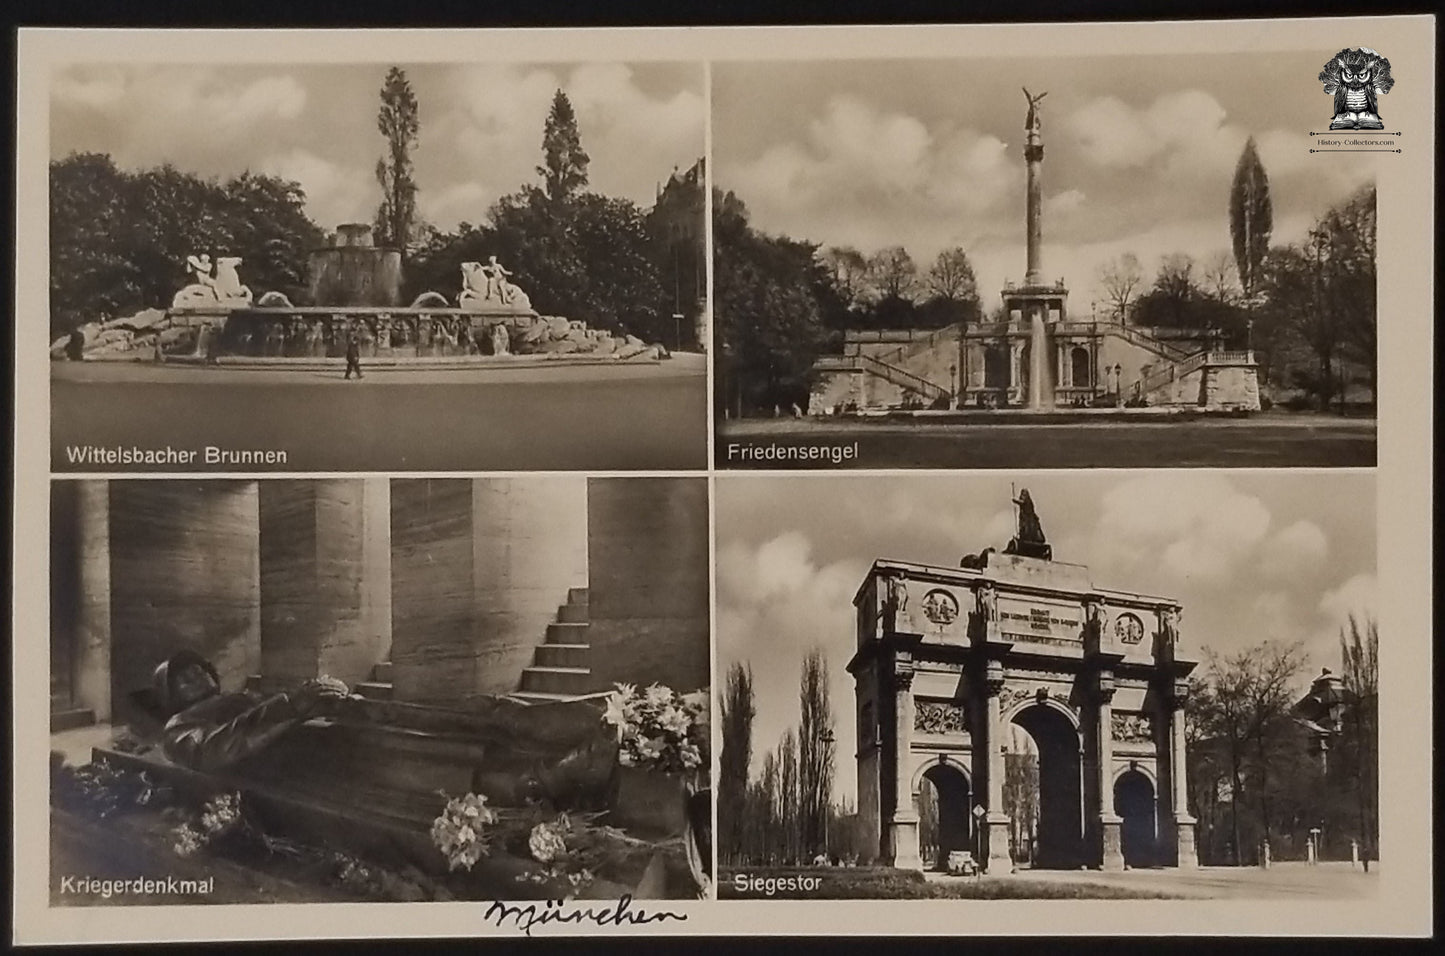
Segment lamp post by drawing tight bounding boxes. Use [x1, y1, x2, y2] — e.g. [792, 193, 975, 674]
[819, 728, 836, 862]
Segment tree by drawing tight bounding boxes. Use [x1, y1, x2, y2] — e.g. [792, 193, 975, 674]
[538, 89, 590, 203]
[1338, 616, 1378, 867]
[822, 245, 870, 310]
[1097, 253, 1143, 322]
[1192, 640, 1310, 864]
[719, 662, 756, 865]
[1230, 137, 1273, 302]
[867, 246, 919, 302]
[777, 729, 800, 864]
[374, 67, 421, 254]
[1133, 253, 1201, 328]
[921, 247, 983, 327]
[925, 247, 979, 303]
[1201, 251, 1239, 304]
[49, 153, 324, 337]
[797, 648, 835, 862]
[714, 189, 831, 416]
[1320, 186, 1378, 409]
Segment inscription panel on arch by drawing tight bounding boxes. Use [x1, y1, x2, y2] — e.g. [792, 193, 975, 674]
[997, 595, 1082, 647]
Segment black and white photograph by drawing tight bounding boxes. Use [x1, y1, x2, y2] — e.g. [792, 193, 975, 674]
[716, 472, 1379, 899]
[48, 61, 708, 472]
[48, 477, 711, 903]
[714, 53, 1383, 469]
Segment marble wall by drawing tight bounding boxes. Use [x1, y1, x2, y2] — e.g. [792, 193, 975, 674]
[107, 481, 261, 722]
[389, 477, 587, 702]
[585, 477, 709, 694]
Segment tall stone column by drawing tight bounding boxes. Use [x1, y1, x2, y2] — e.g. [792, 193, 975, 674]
[73, 482, 113, 721]
[1097, 674, 1124, 870]
[984, 662, 1013, 872]
[390, 477, 588, 702]
[586, 477, 708, 694]
[258, 479, 392, 690]
[1171, 681, 1198, 868]
[888, 661, 922, 870]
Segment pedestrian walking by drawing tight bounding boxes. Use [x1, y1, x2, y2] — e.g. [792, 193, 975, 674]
[345, 333, 363, 380]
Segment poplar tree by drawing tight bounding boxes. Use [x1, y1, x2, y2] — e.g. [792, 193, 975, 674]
[538, 89, 590, 203]
[1230, 137, 1273, 302]
[375, 66, 420, 253]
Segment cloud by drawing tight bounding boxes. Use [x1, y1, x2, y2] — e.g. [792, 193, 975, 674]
[728, 95, 1014, 257]
[259, 148, 373, 229]
[717, 531, 867, 797]
[53, 67, 309, 169]
[1258, 520, 1329, 579]
[1318, 573, 1377, 628]
[1092, 472, 1271, 586]
[428, 63, 703, 230]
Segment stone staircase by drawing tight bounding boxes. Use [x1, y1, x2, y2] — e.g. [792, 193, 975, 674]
[859, 355, 951, 403]
[351, 586, 593, 704]
[513, 587, 594, 703]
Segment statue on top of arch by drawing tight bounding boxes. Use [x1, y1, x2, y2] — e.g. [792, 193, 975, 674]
[1004, 488, 1052, 560]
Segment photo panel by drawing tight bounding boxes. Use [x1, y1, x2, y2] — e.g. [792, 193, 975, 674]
[46, 60, 709, 473]
[716, 471, 1379, 900]
[47, 476, 712, 905]
[713, 51, 1389, 470]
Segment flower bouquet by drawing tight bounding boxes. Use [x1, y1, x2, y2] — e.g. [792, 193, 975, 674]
[601, 683, 710, 836]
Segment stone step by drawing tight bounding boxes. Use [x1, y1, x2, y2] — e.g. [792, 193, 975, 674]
[519, 666, 592, 696]
[372, 661, 392, 682]
[567, 587, 589, 606]
[354, 681, 394, 701]
[51, 707, 97, 733]
[556, 602, 589, 624]
[533, 643, 590, 669]
[547, 621, 590, 644]
[506, 690, 597, 705]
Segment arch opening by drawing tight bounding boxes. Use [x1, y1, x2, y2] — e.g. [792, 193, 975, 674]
[1009, 703, 1084, 868]
[918, 762, 972, 871]
[1115, 769, 1158, 868]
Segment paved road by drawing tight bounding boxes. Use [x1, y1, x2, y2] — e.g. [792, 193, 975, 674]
[719, 415, 1376, 469]
[51, 356, 708, 472]
[944, 862, 1379, 900]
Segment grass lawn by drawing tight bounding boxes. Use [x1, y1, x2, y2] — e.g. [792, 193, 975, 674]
[719, 866, 1185, 900]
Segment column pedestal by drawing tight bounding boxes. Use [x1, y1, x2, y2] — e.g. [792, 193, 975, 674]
[986, 814, 1014, 872]
[1176, 816, 1199, 869]
[1101, 814, 1125, 870]
[889, 811, 923, 871]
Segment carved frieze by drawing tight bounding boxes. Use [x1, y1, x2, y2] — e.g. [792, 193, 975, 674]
[914, 700, 969, 735]
[1111, 712, 1154, 744]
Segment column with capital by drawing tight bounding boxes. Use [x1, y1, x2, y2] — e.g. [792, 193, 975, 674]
[983, 662, 1014, 872]
[888, 660, 923, 870]
[1098, 673, 1125, 870]
[1170, 678, 1198, 868]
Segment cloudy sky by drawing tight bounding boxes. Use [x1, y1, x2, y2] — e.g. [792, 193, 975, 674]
[714, 53, 1384, 312]
[716, 471, 1376, 802]
[51, 62, 704, 231]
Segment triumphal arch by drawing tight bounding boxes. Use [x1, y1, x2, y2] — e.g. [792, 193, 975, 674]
[848, 491, 1198, 873]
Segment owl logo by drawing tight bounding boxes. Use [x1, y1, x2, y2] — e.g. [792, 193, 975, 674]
[1319, 47, 1395, 130]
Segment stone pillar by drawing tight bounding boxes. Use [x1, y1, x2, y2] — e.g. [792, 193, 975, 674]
[107, 481, 261, 722]
[73, 482, 113, 721]
[390, 477, 588, 702]
[586, 477, 708, 694]
[889, 661, 922, 870]
[984, 664, 1013, 872]
[1098, 674, 1124, 870]
[1171, 682, 1198, 868]
[258, 479, 392, 690]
